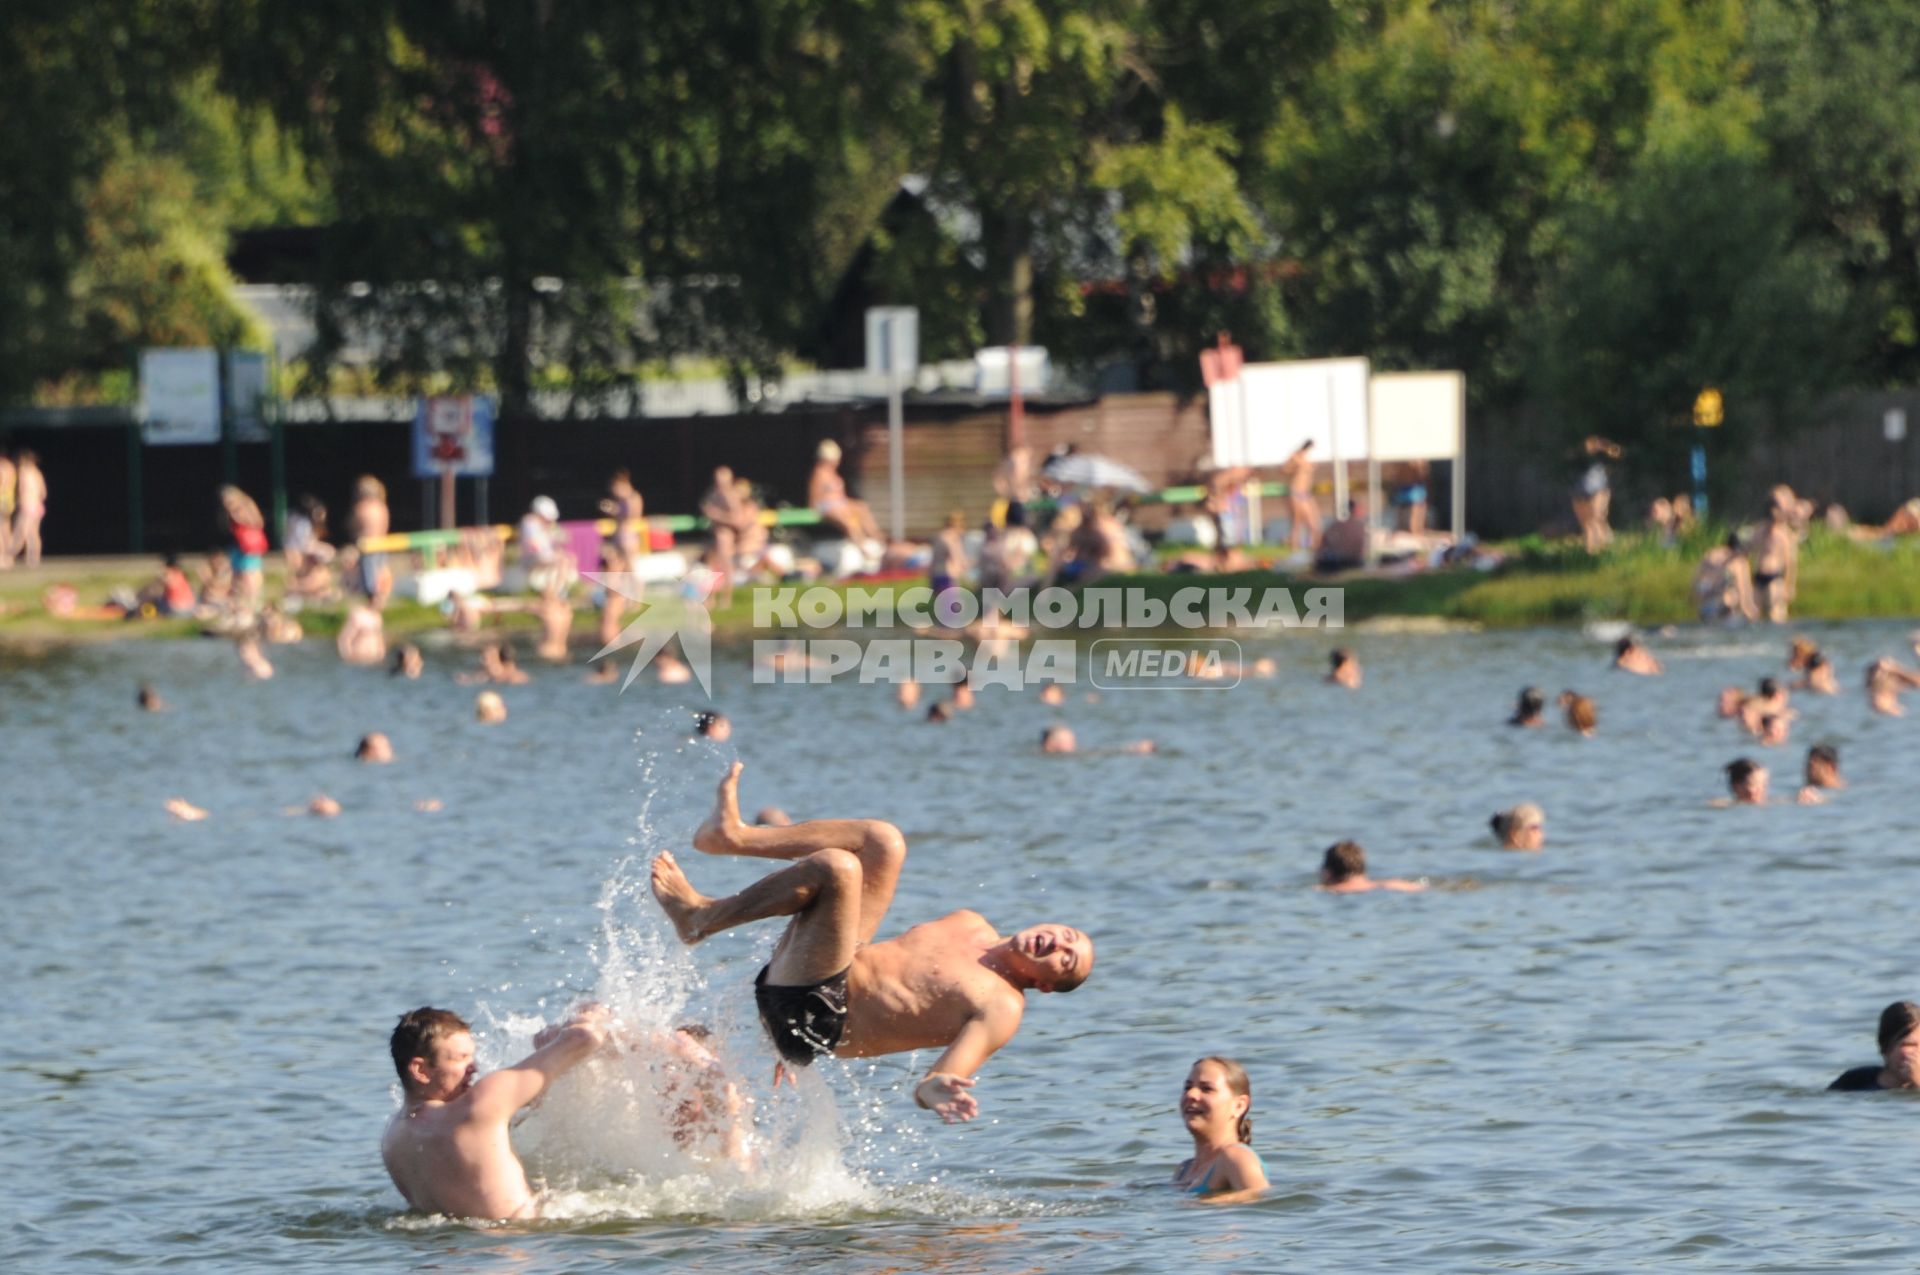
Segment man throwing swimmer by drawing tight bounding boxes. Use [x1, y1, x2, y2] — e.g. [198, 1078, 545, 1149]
[651, 763, 1094, 1122]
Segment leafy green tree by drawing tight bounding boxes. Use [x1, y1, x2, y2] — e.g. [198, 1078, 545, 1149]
[1532, 133, 1857, 487]
[1750, 0, 1920, 383]
[0, 2, 215, 402]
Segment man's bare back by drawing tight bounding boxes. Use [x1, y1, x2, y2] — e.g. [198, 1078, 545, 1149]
[381, 1005, 609, 1220]
[649, 763, 1090, 1121]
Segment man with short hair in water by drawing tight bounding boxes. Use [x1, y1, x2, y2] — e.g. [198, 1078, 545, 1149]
[1317, 841, 1425, 893]
[1829, 1001, 1920, 1091]
[381, 1003, 611, 1219]
[1715, 758, 1770, 806]
[1612, 635, 1663, 675]
[1798, 744, 1844, 804]
[650, 763, 1093, 1122]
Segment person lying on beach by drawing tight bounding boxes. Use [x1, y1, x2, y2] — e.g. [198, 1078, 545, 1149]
[1326, 649, 1362, 689]
[1830, 1001, 1920, 1091]
[1173, 1056, 1270, 1202]
[1509, 686, 1546, 727]
[382, 1003, 611, 1221]
[1490, 803, 1545, 850]
[1612, 635, 1663, 675]
[1798, 744, 1844, 804]
[650, 763, 1092, 1122]
[1713, 758, 1770, 806]
[1318, 840, 1426, 893]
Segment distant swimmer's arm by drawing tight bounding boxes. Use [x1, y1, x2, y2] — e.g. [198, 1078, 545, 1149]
[472, 1005, 612, 1119]
[1199, 1145, 1270, 1204]
[914, 1001, 1021, 1124]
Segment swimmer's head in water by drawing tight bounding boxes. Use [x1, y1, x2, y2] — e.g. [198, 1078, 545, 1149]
[1725, 757, 1767, 802]
[1789, 637, 1819, 668]
[1879, 1002, 1920, 1080]
[392, 1007, 475, 1098]
[1513, 687, 1546, 722]
[138, 683, 163, 711]
[1322, 840, 1366, 884]
[1040, 725, 1077, 753]
[1759, 714, 1789, 745]
[927, 701, 952, 723]
[1184, 1056, 1253, 1145]
[695, 710, 731, 741]
[1490, 803, 1546, 850]
[1806, 744, 1839, 783]
[1614, 636, 1636, 658]
[355, 731, 395, 763]
[475, 690, 507, 723]
[391, 644, 423, 678]
[1757, 677, 1780, 699]
[1330, 649, 1353, 670]
[1006, 924, 1092, 992]
[1560, 691, 1597, 734]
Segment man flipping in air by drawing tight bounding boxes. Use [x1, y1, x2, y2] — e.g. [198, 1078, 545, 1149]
[651, 763, 1094, 1122]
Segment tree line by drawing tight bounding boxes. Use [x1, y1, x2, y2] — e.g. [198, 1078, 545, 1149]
[5, 0, 1918, 467]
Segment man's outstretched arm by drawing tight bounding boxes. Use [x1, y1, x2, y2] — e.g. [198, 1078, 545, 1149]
[470, 1005, 612, 1120]
[913, 1000, 1021, 1124]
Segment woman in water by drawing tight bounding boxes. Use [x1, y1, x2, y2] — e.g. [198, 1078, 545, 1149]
[1509, 686, 1546, 727]
[1490, 803, 1546, 850]
[1172, 1057, 1269, 1201]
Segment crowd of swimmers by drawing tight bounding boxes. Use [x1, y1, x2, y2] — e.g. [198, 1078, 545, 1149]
[109, 459, 1920, 1218]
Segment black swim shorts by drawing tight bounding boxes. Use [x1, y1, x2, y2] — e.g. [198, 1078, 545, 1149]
[754, 964, 850, 1066]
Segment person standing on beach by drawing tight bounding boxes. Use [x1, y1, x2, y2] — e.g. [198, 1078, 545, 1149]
[0, 451, 15, 566]
[1571, 436, 1621, 555]
[14, 450, 46, 567]
[1281, 442, 1319, 552]
[352, 476, 392, 608]
[1751, 501, 1798, 624]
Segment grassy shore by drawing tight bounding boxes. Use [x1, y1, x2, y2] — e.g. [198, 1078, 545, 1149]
[2, 528, 1917, 647]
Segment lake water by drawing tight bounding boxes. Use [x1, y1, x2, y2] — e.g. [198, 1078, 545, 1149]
[7, 619, 1920, 1272]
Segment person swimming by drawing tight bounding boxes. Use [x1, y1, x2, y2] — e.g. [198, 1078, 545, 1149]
[137, 683, 165, 712]
[1757, 713, 1791, 747]
[1795, 651, 1838, 694]
[391, 643, 424, 679]
[1318, 840, 1426, 892]
[1490, 803, 1545, 850]
[1797, 744, 1843, 804]
[1509, 686, 1546, 727]
[1829, 1001, 1920, 1091]
[695, 710, 732, 742]
[1327, 648, 1362, 689]
[1558, 690, 1597, 737]
[1612, 636, 1663, 675]
[1717, 757, 1769, 806]
[1040, 725, 1077, 754]
[474, 690, 508, 723]
[1172, 1057, 1270, 1202]
[356, 731, 395, 763]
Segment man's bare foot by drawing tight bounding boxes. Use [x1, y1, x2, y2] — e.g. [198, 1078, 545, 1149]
[651, 851, 712, 943]
[691, 761, 747, 855]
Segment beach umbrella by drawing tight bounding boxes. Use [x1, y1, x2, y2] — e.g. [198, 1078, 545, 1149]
[1041, 452, 1153, 492]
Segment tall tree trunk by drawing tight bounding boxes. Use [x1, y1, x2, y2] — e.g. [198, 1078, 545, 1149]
[990, 206, 1033, 347]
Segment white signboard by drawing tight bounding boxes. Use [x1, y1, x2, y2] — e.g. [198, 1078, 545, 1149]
[139, 348, 221, 445]
[1369, 371, 1465, 461]
[865, 306, 920, 379]
[1210, 357, 1370, 467]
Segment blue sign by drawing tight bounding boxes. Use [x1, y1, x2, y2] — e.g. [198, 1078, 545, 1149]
[411, 396, 496, 478]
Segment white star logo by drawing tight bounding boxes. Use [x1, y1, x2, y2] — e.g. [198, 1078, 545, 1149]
[583, 572, 714, 696]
